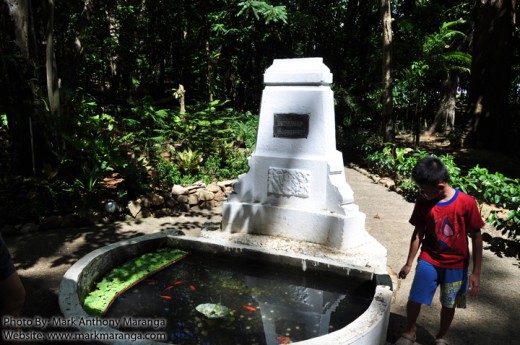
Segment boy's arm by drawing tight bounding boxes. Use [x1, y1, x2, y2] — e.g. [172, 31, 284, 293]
[469, 229, 483, 298]
[398, 226, 424, 279]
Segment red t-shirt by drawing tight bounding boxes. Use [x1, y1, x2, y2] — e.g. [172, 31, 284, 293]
[409, 189, 485, 269]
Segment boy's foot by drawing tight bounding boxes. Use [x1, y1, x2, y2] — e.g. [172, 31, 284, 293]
[394, 333, 415, 345]
[433, 339, 449, 345]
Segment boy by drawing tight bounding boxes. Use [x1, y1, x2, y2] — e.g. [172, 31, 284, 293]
[395, 156, 484, 345]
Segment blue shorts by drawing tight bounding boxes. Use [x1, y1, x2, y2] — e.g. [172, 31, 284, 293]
[409, 259, 468, 308]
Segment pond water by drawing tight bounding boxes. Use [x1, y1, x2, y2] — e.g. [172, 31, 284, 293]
[104, 252, 373, 345]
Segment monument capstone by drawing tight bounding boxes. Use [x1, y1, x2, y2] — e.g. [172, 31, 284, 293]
[221, 58, 386, 265]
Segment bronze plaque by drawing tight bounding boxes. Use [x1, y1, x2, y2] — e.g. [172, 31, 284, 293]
[273, 113, 309, 138]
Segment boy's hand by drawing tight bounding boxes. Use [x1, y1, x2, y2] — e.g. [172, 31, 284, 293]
[468, 273, 480, 298]
[398, 264, 412, 279]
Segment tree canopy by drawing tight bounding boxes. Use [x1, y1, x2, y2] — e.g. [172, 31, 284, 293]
[1, 0, 519, 223]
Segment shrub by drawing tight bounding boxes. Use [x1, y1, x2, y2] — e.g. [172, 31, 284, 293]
[362, 145, 520, 241]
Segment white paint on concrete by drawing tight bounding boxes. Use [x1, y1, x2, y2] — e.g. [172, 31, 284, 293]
[221, 58, 387, 269]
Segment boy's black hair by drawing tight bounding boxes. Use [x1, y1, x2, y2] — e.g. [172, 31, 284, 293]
[411, 156, 449, 185]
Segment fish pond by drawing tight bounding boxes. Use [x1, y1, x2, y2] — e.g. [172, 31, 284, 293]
[104, 251, 374, 345]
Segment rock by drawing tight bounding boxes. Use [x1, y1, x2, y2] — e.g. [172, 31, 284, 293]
[171, 185, 188, 195]
[224, 186, 234, 193]
[178, 202, 190, 212]
[19, 223, 39, 234]
[148, 193, 165, 206]
[220, 179, 236, 187]
[200, 200, 215, 210]
[40, 215, 62, 230]
[61, 214, 83, 228]
[188, 194, 199, 205]
[176, 195, 189, 204]
[165, 198, 178, 208]
[128, 201, 142, 218]
[379, 177, 395, 189]
[140, 208, 152, 218]
[154, 208, 173, 217]
[214, 191, 227, 202]
[86, 210, 102, 225]
[0, 224, 16, 236]
[187, 182, 205, 192]
[198, 190, 214, 201]
[206, 183, 221, 193]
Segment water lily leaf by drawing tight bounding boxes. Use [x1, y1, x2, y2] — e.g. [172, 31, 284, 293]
[195, 303, 231, 319]
[83, 248, 188, 316]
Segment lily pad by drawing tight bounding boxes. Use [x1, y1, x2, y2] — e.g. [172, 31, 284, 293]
[83, 248, 188, 316]
[195, 303, 231, 319]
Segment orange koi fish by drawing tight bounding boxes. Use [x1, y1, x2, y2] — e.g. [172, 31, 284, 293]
[189, 285, 197, 291]
[242, 305, 257, 312]
[162, 285, 174, 293]
[276, 336, 291, 344]
[161, 280, 185, 293]
[160, 295, 172, 300]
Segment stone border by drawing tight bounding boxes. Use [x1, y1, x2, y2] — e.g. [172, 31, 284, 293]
[59, 232, 392, 345]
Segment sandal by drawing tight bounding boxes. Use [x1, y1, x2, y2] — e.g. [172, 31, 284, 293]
[394, 333, 416, 345]
[433, 339, 449, 345]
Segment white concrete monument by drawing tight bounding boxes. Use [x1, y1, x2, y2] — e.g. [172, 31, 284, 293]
[221, 58, 385, 256]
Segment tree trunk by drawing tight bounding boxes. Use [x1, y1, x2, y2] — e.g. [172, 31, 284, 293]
[462, 0, 515, 149]
[425, 73, 458, 135]
[7, 0, 30, 58]
[2, 0, 36, 174]
[45, 0, 60, 137]
[206, 40, 213, 102]
[414, 92, 422, 147]
[106, 2, 120, 91]
[380, 0, 394, 143]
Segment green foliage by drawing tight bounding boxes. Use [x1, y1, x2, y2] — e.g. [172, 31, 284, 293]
[463, 167, 520, 239]
[237, 1, 287, 24]
[176, 149, 203, 175]
[127, 100, 257, 187]
[392, 16, 472, 133]
[363, 146, 520, 240]
[83, 248, 188, 316]
[231, 112, 258, 148]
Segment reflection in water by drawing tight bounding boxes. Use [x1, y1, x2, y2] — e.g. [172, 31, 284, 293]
[104, 252, 372, 345]
[247, 275, 346, 345]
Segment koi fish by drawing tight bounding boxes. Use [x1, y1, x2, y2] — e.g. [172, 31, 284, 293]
[189, 285, 197, 291]
[160, 295, 172, 300]
[276, 336, 291, 344]
[162, 285, 175, 293]
[242, 305, 257, 312]
[161, 280, 186, 293]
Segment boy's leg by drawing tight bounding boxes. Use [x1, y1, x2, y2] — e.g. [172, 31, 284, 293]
[395, 260, 438, 344]
[404, 300, 422, 337]
[436, 305, 455, 340]
[436, 266, 468, 341]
